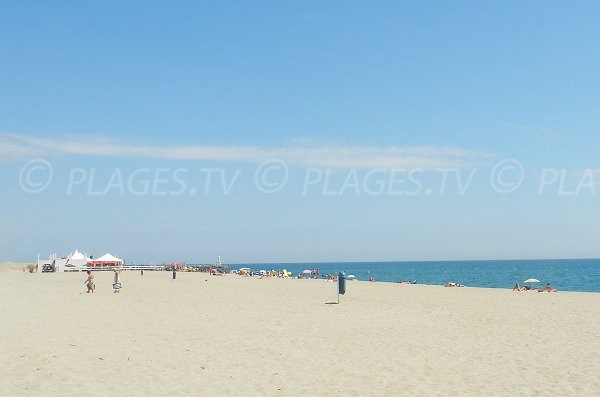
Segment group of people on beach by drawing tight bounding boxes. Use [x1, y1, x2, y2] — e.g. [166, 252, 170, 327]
[80, 270, 557, 294]
[444, 282, 464, 287]
[513, 282, 557, 293]
[83, 269, 122, 293]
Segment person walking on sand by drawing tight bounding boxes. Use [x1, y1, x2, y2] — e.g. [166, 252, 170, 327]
[84, 270, 95, 293]
[113, 268, 122, 293]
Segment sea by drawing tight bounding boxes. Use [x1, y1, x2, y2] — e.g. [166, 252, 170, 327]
[234, 259, 600, 293]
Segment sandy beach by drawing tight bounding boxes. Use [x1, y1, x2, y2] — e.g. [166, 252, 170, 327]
[1, 267, 599, 396]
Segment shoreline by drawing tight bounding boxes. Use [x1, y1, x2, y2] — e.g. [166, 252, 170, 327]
[5, 264, 598, 294]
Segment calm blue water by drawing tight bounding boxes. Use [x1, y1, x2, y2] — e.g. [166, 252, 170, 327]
[234, 259, 600, 293]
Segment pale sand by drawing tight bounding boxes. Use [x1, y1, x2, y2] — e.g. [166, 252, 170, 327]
[2, 269, 600, 396]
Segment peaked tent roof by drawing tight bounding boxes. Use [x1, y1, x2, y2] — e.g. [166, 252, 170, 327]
[71, 250, 91, 261]
[94, 253, 123, 263]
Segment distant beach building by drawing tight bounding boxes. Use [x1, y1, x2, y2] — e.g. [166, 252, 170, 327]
[37, 250, 125, 272]
[37, 249, 92, 272]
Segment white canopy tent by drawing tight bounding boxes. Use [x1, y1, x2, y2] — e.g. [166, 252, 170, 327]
[88, 253, 124, 267]
[38, 249, 92, 272]
[71, 250, 92, 262]
[94, 253, 123, 263]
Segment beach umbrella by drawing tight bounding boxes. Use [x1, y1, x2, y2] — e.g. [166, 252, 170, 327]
[524, 278, 540, 284]
[302, 269, 313, 274]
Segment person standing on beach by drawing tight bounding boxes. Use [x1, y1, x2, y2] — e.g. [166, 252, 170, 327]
[84, 270, 95, 293]
[113, 269, 122, 293]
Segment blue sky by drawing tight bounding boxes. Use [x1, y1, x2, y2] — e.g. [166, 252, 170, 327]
[2, 1, 600, 263]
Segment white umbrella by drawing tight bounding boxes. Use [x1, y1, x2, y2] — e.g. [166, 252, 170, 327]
[524, 278, 540, 284]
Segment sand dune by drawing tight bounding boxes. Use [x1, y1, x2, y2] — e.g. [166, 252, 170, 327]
[0, 262, 30, 272]
[1, 269, 599, 396]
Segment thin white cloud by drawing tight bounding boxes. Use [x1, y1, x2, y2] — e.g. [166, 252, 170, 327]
[502, 123, 563, 142]
[0, 133, 484, 170]
[503, 123, 552, 132]
[536, 132, 563, 142]
[0, 141, 43, 158]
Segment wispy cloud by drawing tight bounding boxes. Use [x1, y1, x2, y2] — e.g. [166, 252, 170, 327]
[503, 123, 552, 132]
[0, 133, 484, 170]
[536, 132, 563, 142]
[502, 123, 563, 142]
